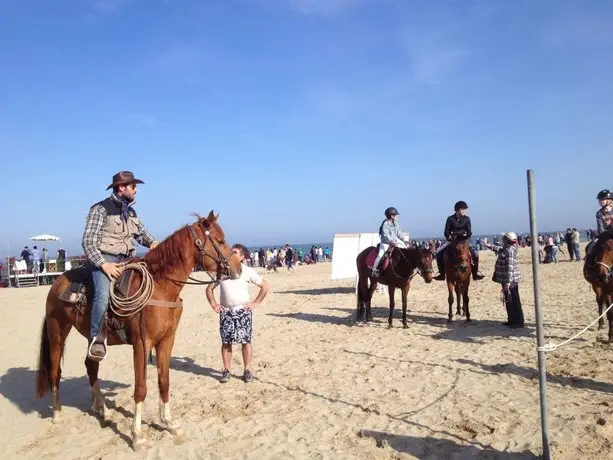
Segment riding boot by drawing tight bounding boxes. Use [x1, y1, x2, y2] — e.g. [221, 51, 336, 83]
[472, 259, 485, 280]
[434, 258, 446, 281]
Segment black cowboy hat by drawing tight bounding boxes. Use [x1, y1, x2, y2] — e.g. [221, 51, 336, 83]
[106, 171, 145, 190]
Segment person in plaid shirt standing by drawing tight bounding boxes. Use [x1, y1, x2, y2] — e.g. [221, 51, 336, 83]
[81, 171, 159, 361]
[485, 232, 524, 329]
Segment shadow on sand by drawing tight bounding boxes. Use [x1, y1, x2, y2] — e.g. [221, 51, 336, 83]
[0, 366, 134, 445]
[455, 358, 613, 394]
[0, 366, 130, 417]
[169, 356, 222, 380]
[275, 286, 355, 296]
[360, 430, 538, 459]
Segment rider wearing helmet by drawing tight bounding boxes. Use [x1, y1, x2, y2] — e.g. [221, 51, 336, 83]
[371, 207, 410, 277]
[586, 189, 613, 256]
[433, 201, 485, 281]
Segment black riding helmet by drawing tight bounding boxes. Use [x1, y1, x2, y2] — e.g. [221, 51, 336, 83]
[385, 207, 399, 218]
[454, 201, 468, 212]
[597, 189, 613, 200]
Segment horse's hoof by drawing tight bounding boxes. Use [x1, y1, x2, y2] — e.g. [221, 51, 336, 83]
[403, 323, 409, 329]
[132, 436, 149, 452]
[387, 324, 393, 329]
[52, 411, 61, 424]
[92, 404, 106, 420]
[447, 318, 453, 323]
[162, 420, 182, 435]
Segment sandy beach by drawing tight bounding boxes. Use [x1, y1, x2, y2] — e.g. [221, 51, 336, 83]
[1, 246, 613, 459]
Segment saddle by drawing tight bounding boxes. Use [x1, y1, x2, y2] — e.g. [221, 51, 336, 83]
[366, 246, 393, 271]
[58, 265, 142, 344]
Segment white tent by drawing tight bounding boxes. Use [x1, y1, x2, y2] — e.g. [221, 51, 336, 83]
[30, 234, 62, 241]
[330, 231, 410, 280]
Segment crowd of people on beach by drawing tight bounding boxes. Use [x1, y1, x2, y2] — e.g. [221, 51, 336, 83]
[246, 245, 332, 271]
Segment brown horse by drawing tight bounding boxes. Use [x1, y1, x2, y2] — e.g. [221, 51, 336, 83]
[443, 239, 473, 322]
[584, 234, 613, 338]
[356, 245, 434, 328]
[35, 211, 241, 450]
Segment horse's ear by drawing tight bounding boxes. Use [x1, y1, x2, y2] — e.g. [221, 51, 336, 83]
[207, 210, 216, 222]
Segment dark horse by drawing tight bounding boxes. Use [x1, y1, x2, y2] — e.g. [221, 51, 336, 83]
[443, 239, 473, 322]
[35, 211, 242, 450]
[584, 233, 613, 339]
[356, 245, 434, 328]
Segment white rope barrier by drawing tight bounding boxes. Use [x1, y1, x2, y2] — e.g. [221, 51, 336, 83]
[537, 301, 613, 352]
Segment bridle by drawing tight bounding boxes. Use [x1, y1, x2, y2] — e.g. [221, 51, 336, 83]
[167, 220, 237, 286]
[389, 247, 434, 280]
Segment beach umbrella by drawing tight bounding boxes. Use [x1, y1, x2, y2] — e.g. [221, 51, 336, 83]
[30, 234, 62, 242]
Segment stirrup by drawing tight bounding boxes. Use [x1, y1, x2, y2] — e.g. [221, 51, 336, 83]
[371, 268, 380, 277]
[87, 336, 108, 361]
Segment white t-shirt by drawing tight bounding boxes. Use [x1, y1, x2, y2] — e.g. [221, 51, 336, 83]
[219, 264, 263, 308]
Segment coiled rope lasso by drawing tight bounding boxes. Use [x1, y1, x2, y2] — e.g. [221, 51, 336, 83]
[537, 301, 613, 352]
[109, 261, 154, 317]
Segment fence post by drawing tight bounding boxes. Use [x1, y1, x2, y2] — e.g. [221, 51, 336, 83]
[527, 169, 551, 460]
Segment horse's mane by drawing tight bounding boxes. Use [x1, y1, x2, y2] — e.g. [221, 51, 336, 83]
[144, 225, 194, 282]
[143, 213, 224, 282]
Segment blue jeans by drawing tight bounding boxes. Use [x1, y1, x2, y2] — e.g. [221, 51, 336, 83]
[89, 254, 124, 340]
[573, 243, 581, 261]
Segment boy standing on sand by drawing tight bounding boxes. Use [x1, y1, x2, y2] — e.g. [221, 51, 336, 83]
[206, 244, 270, 383]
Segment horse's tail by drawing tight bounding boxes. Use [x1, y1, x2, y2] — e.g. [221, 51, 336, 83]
[36, 318, 51, 399]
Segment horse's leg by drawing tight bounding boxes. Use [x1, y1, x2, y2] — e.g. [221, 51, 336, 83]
[596, 287, 605, 330]
[48, 318, 71, 423]
[387, 285, 396, 328]
[85, 357, 106, 420]
[367, 281, 377, 322]
[455, 282, 462, 316]
[447, 280, 454, 322]
[401, 284, 410, 329]
[131, 340, 149, 451]
[156, 335, 182, 435]
[356, 273, 363, 322]
[463, 281, 471, 322]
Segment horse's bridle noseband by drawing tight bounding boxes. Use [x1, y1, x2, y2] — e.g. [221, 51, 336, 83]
[168, 220, 237, 286]
[392, 248, 433, 280]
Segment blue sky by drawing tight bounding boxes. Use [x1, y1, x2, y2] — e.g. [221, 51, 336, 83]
[1, 0, 612, 254]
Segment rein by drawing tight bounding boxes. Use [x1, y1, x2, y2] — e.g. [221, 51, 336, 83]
[388, 248, 433, 280]
[165, 221, 236, 286]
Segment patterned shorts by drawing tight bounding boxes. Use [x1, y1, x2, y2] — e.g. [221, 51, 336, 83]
[220, 308, 253, 344]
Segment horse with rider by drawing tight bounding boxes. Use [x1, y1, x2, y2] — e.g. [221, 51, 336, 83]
[584, 189, 613, 337]
[357, 206, 434, 328]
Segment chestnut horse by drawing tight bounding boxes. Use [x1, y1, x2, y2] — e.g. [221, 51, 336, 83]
[356, 246, 434, 328]
[443, 239, 473, 322]
[35, 211, 241, 450]
[584, 233, 613, 339]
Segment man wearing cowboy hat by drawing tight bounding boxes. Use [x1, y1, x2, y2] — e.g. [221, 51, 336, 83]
[82, 171, 159, 361]
[484, 232, 524, 329]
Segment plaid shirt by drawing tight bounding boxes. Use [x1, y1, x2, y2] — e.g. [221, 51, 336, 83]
[490, 244, 520, 286]
[81, 195, 155, 267]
